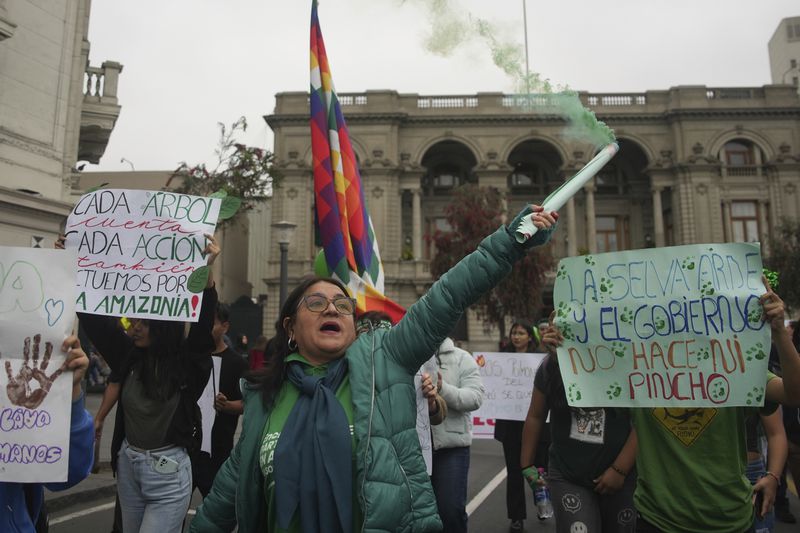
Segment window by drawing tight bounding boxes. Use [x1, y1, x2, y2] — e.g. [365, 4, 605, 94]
[791, 59, 798, 69]
[595, 164, 629, 195]
[664, 209, 674, 246]
[793, 76, 799, 87]
[730, 201, 759, 243]
[508, 163, 549, 194]
[723, 142, 753, 166]
[596, 216, 629, 253]
[790, 23, 795, 39]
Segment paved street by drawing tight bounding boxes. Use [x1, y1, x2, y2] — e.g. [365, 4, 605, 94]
[47, 392, 800, 532]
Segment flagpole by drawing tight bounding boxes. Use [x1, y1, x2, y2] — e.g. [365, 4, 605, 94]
[522, 0, 530, 97]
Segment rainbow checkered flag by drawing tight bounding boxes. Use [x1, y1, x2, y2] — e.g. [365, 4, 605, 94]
[310, 0, 405, 323]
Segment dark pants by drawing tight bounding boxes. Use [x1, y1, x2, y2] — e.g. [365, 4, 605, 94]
[192, 451, 226, 497]
[431, 446, 471, 533]
[498, 420, 549, 521]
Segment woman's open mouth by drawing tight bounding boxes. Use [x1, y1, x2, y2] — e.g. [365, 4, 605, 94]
[320, 322, 341, 333]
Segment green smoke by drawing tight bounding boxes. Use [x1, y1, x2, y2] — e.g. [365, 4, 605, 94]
[402, 0, 615, 146]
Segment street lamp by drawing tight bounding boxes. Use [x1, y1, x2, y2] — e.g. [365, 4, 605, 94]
[272, 220, 297, 309]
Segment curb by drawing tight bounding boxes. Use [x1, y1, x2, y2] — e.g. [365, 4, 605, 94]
[46, 461, 117, 513]
[47, 482, 118, 513]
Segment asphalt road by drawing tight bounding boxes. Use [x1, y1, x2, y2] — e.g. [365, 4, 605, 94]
[48, 436, 800, 532]
[47, 393, 800, 532]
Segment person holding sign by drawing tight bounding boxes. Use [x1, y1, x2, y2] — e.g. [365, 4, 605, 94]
[190, 205, 557, 533]
[0, 335, 93, 533]
[521, 317, 638, 533]
[495, 321, 549, 532]
[546, 279, 800, 533]
[75, 235, 221, 533]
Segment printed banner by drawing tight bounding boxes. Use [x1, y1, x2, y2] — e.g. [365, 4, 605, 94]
[553, 243, 770, 407]
[470, 352, 547, 439]
[65, 189, 220, 322]
[0, 247, 77, 482]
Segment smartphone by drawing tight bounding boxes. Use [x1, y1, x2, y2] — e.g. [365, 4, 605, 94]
[753, 490, 764, 519]
[153, 454, 180, 474]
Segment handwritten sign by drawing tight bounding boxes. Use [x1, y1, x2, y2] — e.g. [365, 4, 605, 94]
[553, 243, 770, 407]
[414, 357, 437, 474]
[0, 247, 77, 482]
[470, 352, 546, 439]
[65, 189, 220, 322]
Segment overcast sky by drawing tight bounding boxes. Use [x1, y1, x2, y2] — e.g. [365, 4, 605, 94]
[85, 0, 798, 172]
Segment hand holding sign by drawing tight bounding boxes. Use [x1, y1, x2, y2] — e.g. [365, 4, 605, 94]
[4, 334, 66, 409]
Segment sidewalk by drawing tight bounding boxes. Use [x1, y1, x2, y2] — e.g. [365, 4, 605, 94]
[45, 391, 118, 512]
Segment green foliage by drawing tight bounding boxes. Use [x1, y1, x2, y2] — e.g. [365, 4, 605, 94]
[765, 219, 800, 311]
[186, 266, 209, 293]
[168, 117, 280, 225]
[428, 184, 554, 339]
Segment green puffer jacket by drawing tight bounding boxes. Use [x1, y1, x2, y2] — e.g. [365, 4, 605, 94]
[191, 225, 549, 533]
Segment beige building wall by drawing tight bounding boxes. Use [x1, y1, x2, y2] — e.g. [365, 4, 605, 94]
[768, 16, 800, 91]
[0, 0, 121, 248]
[265, 86, 800, 352]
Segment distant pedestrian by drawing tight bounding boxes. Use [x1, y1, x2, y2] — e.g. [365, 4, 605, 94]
[193, 303, 247, 497]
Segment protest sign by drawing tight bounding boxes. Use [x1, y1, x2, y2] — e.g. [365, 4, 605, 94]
[471, 352, 546, 439]
[65, 189, 221, 322]
[414, 358, 438, 474]
[553, 243, 770, 408]
[0, 247, 77, 482]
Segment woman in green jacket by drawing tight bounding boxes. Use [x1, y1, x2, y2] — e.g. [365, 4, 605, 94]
[190, 205, 558, 533]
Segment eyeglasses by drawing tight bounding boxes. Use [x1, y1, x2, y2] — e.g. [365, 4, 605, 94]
[299, 294, 357, 315]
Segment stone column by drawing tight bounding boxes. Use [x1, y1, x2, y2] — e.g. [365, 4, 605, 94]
[721, 200, 732, 242]
[412, 188, 422, 260]
[652, 186, 665, 248]
[584, 184, 597, 253]
[566, 196, 577, 256]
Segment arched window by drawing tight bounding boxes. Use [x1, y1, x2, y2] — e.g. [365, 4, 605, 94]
[506, 140, 562, 196]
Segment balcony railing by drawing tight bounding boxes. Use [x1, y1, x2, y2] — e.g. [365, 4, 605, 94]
[417, 96, 478, 109]
[586, 94, 647, 106]
[83, 61, 123, 102]
[706, 88, 765, 100]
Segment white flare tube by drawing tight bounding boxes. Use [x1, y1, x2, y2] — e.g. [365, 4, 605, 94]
[514, 142, 620, 243]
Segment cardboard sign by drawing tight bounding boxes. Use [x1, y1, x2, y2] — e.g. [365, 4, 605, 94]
[470, 352, 547, 439]
[553, 243, 770, 407]
[0, 247, 77, 482]
[65, 189, 220, 322]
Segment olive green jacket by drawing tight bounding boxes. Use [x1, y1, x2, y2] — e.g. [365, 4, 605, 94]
[190, 225, 547, 532]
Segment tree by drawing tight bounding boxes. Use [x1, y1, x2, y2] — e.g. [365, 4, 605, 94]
[167, 117, 280, 224]
[766, 218, 800, 312]
[429, 184, 555, 340]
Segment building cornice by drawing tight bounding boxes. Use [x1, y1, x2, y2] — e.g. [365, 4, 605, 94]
[0, 186, 74, 216]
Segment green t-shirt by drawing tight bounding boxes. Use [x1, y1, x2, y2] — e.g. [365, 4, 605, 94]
[258, 353, 362, 533]
[632, 374, 778, 532]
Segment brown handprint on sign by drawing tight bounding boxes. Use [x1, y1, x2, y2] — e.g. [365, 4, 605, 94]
[3, 334, 67, 409]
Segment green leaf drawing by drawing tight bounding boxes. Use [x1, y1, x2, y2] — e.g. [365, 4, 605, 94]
[209, 189, 228, 199]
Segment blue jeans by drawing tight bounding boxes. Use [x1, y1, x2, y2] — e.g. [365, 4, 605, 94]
[431, 446, 471, 533]
[745, 457, 775, 533]
[117, 441, 192, 533]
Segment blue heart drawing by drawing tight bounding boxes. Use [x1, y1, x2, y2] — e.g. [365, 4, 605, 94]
[45, 299, 64, 327]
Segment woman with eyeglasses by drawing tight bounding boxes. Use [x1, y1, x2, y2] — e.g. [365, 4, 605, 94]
[191, 205, 558, 533]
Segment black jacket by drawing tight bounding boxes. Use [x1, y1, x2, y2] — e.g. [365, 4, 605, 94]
[79, 287, 217, 471]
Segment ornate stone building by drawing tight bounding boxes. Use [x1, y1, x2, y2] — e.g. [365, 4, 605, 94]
[769, 16, 800, 92]
[0, 0, 121, 248]
[265, 86, 800, 350]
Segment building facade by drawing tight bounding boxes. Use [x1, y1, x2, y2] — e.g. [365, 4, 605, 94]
[0, 0, 121, 248]
[769, 15, 800, 92]
[265, 86, 800, 350]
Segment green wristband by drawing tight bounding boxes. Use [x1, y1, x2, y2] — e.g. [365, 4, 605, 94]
[521, 466, 538, 481]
